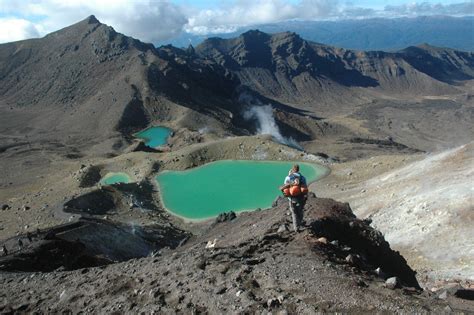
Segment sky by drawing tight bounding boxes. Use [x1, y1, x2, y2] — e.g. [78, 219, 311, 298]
[0, 0, 472, 44]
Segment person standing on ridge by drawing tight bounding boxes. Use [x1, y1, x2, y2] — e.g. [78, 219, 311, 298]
[280, 164, 309, 232]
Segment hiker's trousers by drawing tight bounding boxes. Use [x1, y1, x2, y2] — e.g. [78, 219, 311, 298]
[289, 197, 305, 232]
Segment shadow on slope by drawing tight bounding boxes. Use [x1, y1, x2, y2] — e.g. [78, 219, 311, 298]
[0, 218, 189, 272]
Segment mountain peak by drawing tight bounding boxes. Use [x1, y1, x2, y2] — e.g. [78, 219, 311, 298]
[270, 31, 303, 44]
[416, 43, 453, 51]
[401, 43, 453, 54]
[85, 15, 100, 25]
[240, 29, 271, 40]
[44, 14, 104, 40]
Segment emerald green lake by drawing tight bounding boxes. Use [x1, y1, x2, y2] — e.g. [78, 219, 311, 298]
[156, 160, 327, 220]
[100, 172, 131, 185]
[135, 126, 171, 148]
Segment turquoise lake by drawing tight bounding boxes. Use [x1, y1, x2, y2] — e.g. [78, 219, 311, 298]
[100, 172, 131, 185]
[135, 126, 171, 148]
[155, 160, 327, 220]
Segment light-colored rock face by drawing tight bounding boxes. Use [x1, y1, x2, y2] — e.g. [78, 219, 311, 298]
[338, 143, 474, 282]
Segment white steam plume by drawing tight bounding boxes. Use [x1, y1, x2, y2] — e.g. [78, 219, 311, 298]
[243, 104, 302, 150]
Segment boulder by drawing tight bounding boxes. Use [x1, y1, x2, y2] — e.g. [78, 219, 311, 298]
[317, 237, 328, 244]
[385, 277, 399, 289]
[277, 224, 288, 233]
[214, 286, 226, 295]
[267, 297, 281, 308]
[454, 289, 474, 300]
[438, 290, 448, 300]
[345, 254, 355, 264]
[215, 211, 237, 223]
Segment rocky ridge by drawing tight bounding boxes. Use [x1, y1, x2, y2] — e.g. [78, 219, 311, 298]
[1, 196, 465, 313]
[196, 30, 473, 108]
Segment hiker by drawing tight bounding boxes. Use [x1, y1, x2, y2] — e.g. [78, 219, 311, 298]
[280, 164, 308, 232]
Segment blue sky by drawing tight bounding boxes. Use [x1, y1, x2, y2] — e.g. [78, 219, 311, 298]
[0, 0, 472, 43]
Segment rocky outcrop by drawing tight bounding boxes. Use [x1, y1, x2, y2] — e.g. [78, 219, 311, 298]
[64, 181, 161, 216]
[77, 165, 102, 188]
[0, 218, 189, 272]
[64, 189, 117, 215]
[304, 198, 420, 288]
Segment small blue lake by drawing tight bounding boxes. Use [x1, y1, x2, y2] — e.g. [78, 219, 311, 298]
[135, 126, 171, 148]
[100, 172, 131, 185]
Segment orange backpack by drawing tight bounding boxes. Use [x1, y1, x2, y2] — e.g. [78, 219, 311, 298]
[290, 185, 301, 196]
[283, 185, 308, 197]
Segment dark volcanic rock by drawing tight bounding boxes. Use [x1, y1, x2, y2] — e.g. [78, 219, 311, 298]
[307, 198, 420, 288]
[455, 289, 474, 301]
[78, 165, 102, 188]
[64, 189, 116, 215]
[65, 181, 162, 217]
[0, 218, 189, 272]
[215, 211, 237, 223]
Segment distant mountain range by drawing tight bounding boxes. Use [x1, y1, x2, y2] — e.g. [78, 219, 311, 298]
[159, 16, 474, 52]
[195, 30, 473, 107]
[0, 16, 472, 150]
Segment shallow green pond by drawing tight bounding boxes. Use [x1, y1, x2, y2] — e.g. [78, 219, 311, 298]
[156, 160, 327, 220]
[100, 172, 131, 185]
[135, 126, 171, 148]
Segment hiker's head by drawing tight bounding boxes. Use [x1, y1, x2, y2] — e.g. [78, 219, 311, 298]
[292, 164, 300, 173]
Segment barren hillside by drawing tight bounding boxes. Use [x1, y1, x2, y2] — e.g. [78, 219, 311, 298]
[316, 143, 474, 283]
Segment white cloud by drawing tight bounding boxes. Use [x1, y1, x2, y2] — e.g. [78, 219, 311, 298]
[298, 0, 339, 19]
[185, 0, 339, 35]
[183, 1, 473, 35]
[0, 18, 40, 43]
[383, 2, 474, 17]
